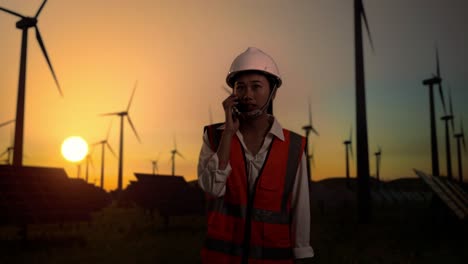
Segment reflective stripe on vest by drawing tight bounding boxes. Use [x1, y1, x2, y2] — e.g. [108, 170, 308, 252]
[207, 197, 291, 224]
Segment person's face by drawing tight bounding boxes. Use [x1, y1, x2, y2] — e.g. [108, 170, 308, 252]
[233, 72, 274, 112]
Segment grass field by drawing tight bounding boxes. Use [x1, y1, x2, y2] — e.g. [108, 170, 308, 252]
[0, 200, 466, 264]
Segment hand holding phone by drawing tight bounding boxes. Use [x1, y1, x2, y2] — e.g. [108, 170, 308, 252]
[222, 94, 240, 132]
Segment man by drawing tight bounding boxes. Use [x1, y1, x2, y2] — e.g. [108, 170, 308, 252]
[198, 47, 314, 263]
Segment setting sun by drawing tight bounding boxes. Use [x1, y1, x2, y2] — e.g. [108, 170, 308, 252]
[61, 136, 89, 163]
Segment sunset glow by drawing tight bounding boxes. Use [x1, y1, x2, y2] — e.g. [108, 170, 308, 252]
[0, 1, 466, 191]
[61, 136, 88, 163]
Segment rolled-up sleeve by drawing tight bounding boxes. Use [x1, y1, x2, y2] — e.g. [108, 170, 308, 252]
[197, 130, 231, 197]
[291, 152, 314, 259]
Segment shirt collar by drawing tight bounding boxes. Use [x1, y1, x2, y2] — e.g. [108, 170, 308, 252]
[216, 115, 285, 141]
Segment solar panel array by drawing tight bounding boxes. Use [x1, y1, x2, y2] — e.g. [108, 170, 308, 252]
[310, 178, 432, 208]
[414, 169, 468, 220]
[123, 173, 205, 217]
[0, 165, 111, 225]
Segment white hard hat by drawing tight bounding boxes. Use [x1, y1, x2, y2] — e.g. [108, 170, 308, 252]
[226, 47, 282, 88]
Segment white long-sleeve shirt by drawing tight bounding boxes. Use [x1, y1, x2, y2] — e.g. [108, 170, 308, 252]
[197, 117, 314, 259]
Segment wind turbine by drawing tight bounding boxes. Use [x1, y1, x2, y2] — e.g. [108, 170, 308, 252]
[422, 46, 446, 177]
[92, 121, 117, 190]
[0, 0, 63, 167]
[151, 152, 161, 175]
[354, 0, 374, 223]
[440, 86, 455, 179]
[374, 146, 382, 182]
[454, 118, 466, 183]
[309, 144, 316, 170]
[170, 135, 184, 176]
[0, 146, 13, 165]
[302, 97, 319, 181]
[0, 119, 15, 164]
[101, 81, 141, 192]
[84, 152, 95, 183]
[343, 126, 353, 188]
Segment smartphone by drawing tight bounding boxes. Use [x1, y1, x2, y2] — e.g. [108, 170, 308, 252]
[232, 97, 248, 118]
[232, 100, 241, 118]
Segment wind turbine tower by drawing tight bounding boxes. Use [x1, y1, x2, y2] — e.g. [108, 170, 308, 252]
[440, 87, 454, 179]
[343, 127, 353, 188]
[101, 82, 141, 192]
[93, 122, 116, 190]
[302, 97, 319, 181]
[0, 0, 63, 167]
[170, 136, 184, 177]
[0, 120, 15, 164]
[151, 153, 161, 175]
[422, 47, 446, 177]
[354, 0, 374, 222]
[454, 119, 466, 183]
[374, 146, 381, 181]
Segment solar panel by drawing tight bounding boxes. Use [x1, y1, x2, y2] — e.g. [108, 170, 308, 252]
[0, 165, 111, 225]
[431, 176, 468, 217]
[414, 169, 467, 220]
[377, 189, 395, 204]
[388, 189, 404, 203]
[124, 173, 205, 217]
[444, 180, 468, 206]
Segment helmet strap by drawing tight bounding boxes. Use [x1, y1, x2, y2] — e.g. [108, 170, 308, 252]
[240, 84, 277, 119]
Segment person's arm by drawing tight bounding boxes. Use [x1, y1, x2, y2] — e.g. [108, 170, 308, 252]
[291, 152, 314, 261]
[197, 130, 231, 197]
[198, 94, 240, 197]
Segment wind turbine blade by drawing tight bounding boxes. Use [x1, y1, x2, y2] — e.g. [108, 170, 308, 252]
[360, 2, 375, 53]
[349, 126, 353, 142]
[35, 26, 63, 97]
[436, 45, 441, 78]
[435, 46, 447, 115]
[176, 151, 185, 159]
[0, 119, 15, 128]
[311, 126, 319, 136]
[100, 112, 120, 116]
[126, 115, 141, 143]
[0, 7, 25, 18]
[35, 0, 47, 18]
[350, 144, 354, 160]
[106, 142, 117, 158]
[438, 84, 446, 116]
[127, 81, 138, 111]
[448, 86, 455, 131]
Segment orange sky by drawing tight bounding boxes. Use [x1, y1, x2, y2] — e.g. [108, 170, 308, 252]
[1, 0, 467, 191]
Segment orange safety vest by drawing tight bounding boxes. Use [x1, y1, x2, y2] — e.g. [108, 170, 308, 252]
[201, 123, 306, 264]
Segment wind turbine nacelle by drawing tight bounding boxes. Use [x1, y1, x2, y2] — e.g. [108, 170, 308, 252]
[422, 76, 441, 86]
[16, 17, 37, 29]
